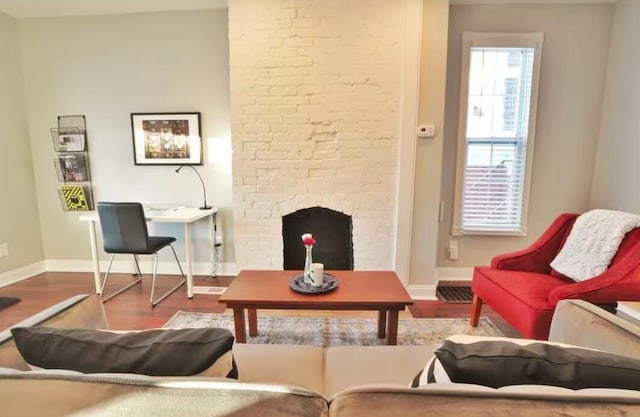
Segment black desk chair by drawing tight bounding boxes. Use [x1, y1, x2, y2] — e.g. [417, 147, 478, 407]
[96, 202, 186, 307]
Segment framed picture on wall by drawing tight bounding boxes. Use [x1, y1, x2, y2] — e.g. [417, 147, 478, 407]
[131, 112, 202, 165]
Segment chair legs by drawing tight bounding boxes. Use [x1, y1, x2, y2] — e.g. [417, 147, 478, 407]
[100, 246, 185, 307]
[150, 244, 186, 307]
[470, 294, 483, 327]
[133, 255, 141, 276]
[100, 254, 142, 303]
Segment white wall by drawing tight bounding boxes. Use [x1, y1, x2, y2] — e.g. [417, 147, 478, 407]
[18, 9, 233, 266]
[590, 0, 640, 212]
[0, 11, 44, 273]
[437, 4, 614, 268]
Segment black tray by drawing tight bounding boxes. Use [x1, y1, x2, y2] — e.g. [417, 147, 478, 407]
[290, 273, 339, 294]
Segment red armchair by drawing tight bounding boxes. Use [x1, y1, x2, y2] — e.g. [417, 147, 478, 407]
[470, 213, 640, 340]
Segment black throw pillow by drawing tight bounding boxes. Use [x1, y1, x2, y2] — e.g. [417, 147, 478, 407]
[11, 326, 238, 378]
[411, 335, 640, 390]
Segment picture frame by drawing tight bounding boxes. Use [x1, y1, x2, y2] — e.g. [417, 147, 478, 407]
[131, 112, 202, 165]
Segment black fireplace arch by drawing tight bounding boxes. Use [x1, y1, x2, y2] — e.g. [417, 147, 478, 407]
[282, 206, 354, 270]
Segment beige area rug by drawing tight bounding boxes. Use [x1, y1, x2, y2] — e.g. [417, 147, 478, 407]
[163, 311, 503, 347]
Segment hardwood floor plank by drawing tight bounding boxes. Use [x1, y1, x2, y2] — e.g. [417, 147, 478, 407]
[0, 272, 519, 337]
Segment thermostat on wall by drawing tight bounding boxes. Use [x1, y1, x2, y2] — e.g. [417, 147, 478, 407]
[417, 124, 436, 138]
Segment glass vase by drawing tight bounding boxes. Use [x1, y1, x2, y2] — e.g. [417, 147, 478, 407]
[303, 245, 313, 283]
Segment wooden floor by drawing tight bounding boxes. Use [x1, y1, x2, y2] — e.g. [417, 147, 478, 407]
[0, 272, 519, 337]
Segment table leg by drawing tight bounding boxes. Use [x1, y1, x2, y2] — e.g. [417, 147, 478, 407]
[184, 223, 194, 298]
[88, 220, 101, 294]
[377, 310, 387, 338]
[209, 213, 216, 277]
[386, 310, 399, 345]
[233, 308, 247, 343]
[248, 308, 258, 337]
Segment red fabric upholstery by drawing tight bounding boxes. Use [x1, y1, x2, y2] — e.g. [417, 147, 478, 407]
[473, 213, 640, 340]
[490, 213, 577, 274]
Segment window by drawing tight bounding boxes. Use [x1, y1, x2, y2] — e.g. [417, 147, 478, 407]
[502, 78, 517, 131]
[453, 33, 543, 236]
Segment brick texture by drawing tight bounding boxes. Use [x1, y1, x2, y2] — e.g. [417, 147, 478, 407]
[229, 0, 403, 269]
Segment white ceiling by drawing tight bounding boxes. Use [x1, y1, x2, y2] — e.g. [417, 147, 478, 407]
[0, 0, 619, 19]
[0, 0, 228, 18]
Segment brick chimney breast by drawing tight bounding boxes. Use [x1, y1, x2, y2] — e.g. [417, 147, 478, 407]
[229, 0, 403, 270]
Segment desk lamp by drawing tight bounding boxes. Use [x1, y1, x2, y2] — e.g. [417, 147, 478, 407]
[175, 165, 211, 210]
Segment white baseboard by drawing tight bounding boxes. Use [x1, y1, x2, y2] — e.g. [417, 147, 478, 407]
[407, 268, 473, 300]
[44, 259, 239, 277]
[0, 261, 46, 288]
[1, 263, 466, 300]
[407, 285, 436, 300]
[435, 267, 473, 282]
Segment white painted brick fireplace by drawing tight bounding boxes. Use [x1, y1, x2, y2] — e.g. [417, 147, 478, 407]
[229, 0, 405, 270]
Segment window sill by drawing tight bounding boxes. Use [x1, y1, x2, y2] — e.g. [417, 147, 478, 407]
[452, 227, 527, 237]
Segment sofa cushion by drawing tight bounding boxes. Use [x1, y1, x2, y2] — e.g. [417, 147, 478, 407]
[11, 327, 237, 378]
[474, 268, 567, 310]
[0, 372, 327, 417]
[325, 345, 431, 398]
[413, 335, 640, 390]
[330, 385, 640, 417]
[232, 343, 324, 394]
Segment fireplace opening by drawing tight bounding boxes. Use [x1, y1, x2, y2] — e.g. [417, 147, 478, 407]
[282, 207, 354, 270]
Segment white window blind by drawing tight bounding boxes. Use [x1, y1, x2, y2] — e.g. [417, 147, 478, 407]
[453, 33, 543, 236]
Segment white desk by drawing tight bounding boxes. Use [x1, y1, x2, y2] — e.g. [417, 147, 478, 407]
[80, 206, 221, 298]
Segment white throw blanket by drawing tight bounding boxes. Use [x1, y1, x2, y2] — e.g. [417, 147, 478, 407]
[550, 209, 640, 282]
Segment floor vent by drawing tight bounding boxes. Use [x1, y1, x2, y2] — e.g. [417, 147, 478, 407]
[193, 286, 226, 295]
[436, 286, 474, 303]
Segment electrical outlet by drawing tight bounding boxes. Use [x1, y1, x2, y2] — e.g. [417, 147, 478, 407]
[448, 240, 458, 260]
[0, 243, 8, 258]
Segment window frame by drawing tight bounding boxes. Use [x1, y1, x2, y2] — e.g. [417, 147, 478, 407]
[452, 32, 544, 237]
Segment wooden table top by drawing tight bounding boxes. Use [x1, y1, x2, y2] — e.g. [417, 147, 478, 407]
[219, 270, 413, 308]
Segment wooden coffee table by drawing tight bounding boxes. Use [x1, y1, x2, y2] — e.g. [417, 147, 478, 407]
[218, 270, 413, 345]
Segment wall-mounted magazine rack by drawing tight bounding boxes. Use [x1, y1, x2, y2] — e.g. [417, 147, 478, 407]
[54, 153, 91, 182]
[51, 115, 95, 211]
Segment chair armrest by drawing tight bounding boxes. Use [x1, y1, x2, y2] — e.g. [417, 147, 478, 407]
[491, 213, 578, 272]
[548, 255, 640, 305]
[549, 300, 640, 356]
[0, 294, 92, 344]
[0, 295, 108, 370]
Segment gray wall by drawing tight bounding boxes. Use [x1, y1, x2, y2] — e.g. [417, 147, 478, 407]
[590, 0, 640, 212]
[409, 0, 449, 286]
[18, 9, 233, 265]
[437, 4, 614, 268]
[0, 11, 44, 273]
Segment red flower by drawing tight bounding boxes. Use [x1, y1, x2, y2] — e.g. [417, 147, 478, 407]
[301, 233, 316, 246]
